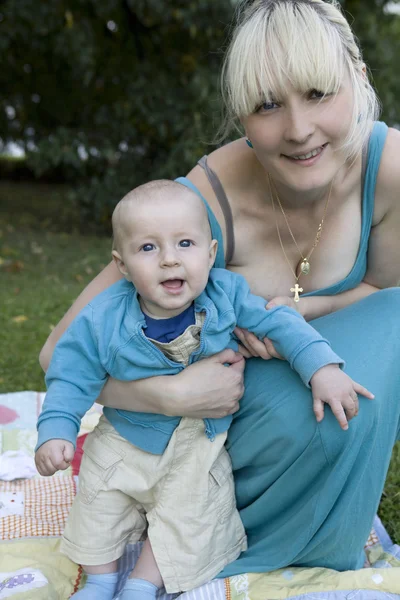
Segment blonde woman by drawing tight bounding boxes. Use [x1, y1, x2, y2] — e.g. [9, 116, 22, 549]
[40, 0, 400, 576]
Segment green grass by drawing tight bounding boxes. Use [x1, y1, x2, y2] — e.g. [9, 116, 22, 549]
[0, 181, 399, 545]
[0, 181, 111, 392]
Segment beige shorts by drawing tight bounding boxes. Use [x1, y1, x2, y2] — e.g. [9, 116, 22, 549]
[61, 415, 247, 593]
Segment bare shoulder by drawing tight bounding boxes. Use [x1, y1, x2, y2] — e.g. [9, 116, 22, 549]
[186, 138, 256, 211]
[375, 126, 400, 222]
[365, 127, 400, 288]
[185, 138, 255, 255]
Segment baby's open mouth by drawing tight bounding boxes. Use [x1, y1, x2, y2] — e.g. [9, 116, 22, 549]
[161, 279, 184, 289]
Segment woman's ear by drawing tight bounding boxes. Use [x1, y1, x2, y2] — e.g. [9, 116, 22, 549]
[112, 250, 131, 281]
[361, 63, 367, 79]
[208, 239, 218, 269]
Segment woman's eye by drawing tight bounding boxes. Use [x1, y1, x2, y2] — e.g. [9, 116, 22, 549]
[257, 100, 279, 112]
[309, 89, 327, 100]
[179, 239, 192, 248]
[141, 243, 155, 252]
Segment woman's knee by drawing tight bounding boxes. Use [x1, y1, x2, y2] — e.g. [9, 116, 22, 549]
[357, 287, 400, 338]
[369, 286, 400, 310]
[361, 287, 400, 318]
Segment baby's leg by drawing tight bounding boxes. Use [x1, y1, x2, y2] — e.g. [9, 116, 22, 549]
[61, 422, 150, 598]
[71, 561, 118, 599]
[120, 539, 162, 599]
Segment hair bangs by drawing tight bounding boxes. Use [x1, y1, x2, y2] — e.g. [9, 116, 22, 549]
[226, 2, 347, 118]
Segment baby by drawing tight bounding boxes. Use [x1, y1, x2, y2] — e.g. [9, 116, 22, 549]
[35, 180, 372, 599]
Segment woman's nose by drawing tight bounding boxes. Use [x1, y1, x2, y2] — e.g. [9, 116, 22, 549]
[284, 105, 315, 145]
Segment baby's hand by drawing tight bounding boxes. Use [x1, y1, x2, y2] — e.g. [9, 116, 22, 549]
[310, 365, 374, 430]
[35, 439, 75, 476]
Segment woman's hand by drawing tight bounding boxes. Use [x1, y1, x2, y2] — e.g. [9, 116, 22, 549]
[266, 295, 301, 313]
[234, 327, 283, 360]
[168, 349, 246, 418]
[234, 295, 303, 359]
[98, 349, 246, 419]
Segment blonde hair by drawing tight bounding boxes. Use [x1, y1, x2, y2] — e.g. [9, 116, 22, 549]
[220, 0, 380, 160]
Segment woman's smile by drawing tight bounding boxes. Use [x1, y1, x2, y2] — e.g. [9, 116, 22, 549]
[283, 143, 328, 167]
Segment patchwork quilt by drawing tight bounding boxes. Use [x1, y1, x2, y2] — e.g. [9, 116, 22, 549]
[0, 391, 399, 600]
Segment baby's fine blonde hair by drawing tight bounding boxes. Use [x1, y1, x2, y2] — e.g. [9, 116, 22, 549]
[220, 0, 380, 160]
[112, 180, 211, 253]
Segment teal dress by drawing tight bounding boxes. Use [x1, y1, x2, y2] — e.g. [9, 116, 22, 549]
[176, 122, 400, 574]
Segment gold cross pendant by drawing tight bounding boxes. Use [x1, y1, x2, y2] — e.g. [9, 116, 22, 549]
[290, 283, 303, 303]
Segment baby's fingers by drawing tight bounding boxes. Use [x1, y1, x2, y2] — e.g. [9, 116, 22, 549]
[352, 382, 375, 400]
[341, 394, 358, 421]
[313, 397, 325, 423]
[35, 455, 56, 476]
[352, 393, 359, 417]
[329, 401, 349, 431]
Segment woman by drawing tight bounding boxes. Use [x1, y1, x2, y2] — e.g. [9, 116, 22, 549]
[40, 0, 400, 576]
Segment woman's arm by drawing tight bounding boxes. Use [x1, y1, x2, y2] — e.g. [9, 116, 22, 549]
[302, 282, 380, 321]
[98, 350, 245, 418]
[235, 282, 380, 358]
[266, 282, 380, 322]
[40, 172, 246, 419]
[40, 261, 245, 418]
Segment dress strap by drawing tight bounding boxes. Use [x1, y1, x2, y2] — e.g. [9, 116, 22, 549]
[174, 176, 226, 269]
[197, 156, 235, 265]
[361, 142, 367, 200]
[361, 121, 388, 249]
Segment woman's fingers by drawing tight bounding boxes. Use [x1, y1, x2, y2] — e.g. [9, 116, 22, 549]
[173, 351, 245, 418]
[212, 348, 244, 365]
[234, 328, 282, 360]
[236, 343, 253, 358]
[234, 328, 264, 357]
[263, 337, 284, 360]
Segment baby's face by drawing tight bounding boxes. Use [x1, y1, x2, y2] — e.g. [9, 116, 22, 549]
[114, 194, 217, 318]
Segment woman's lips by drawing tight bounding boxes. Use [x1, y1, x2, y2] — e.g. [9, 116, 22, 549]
[283, 143, 327, 167]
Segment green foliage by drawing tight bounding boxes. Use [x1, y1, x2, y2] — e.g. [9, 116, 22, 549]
[0, 0, 233, 228]
[1, 1, 400, 229]
[341, 0, 400, 124]
[0, 182, 111, 392]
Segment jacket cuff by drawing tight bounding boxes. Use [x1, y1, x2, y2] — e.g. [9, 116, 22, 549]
[292, 340, 345, 387]
[35, 418, 78, 452]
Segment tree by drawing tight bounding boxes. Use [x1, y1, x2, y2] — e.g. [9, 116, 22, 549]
[1, 1, 399, 230]
[0, 0, 233, 227]
[340, 0, 400, 124]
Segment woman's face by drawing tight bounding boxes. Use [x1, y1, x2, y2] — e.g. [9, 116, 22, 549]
[242, 73, 354, 193]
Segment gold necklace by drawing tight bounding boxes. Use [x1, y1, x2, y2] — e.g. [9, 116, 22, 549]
[268, 174, 333, 302]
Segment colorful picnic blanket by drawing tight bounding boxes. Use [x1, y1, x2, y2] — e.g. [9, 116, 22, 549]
[0, 391, 399, 600]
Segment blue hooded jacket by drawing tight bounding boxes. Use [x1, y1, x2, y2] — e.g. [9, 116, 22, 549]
[37, 268, 343, 454]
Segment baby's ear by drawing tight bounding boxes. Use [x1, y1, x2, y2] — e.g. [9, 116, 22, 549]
[208, 239, 218, 269]
[112, 250, 131, 281]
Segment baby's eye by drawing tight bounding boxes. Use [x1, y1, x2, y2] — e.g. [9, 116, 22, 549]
[179, 239, 192, 248]
[141, 243, 155, 252]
